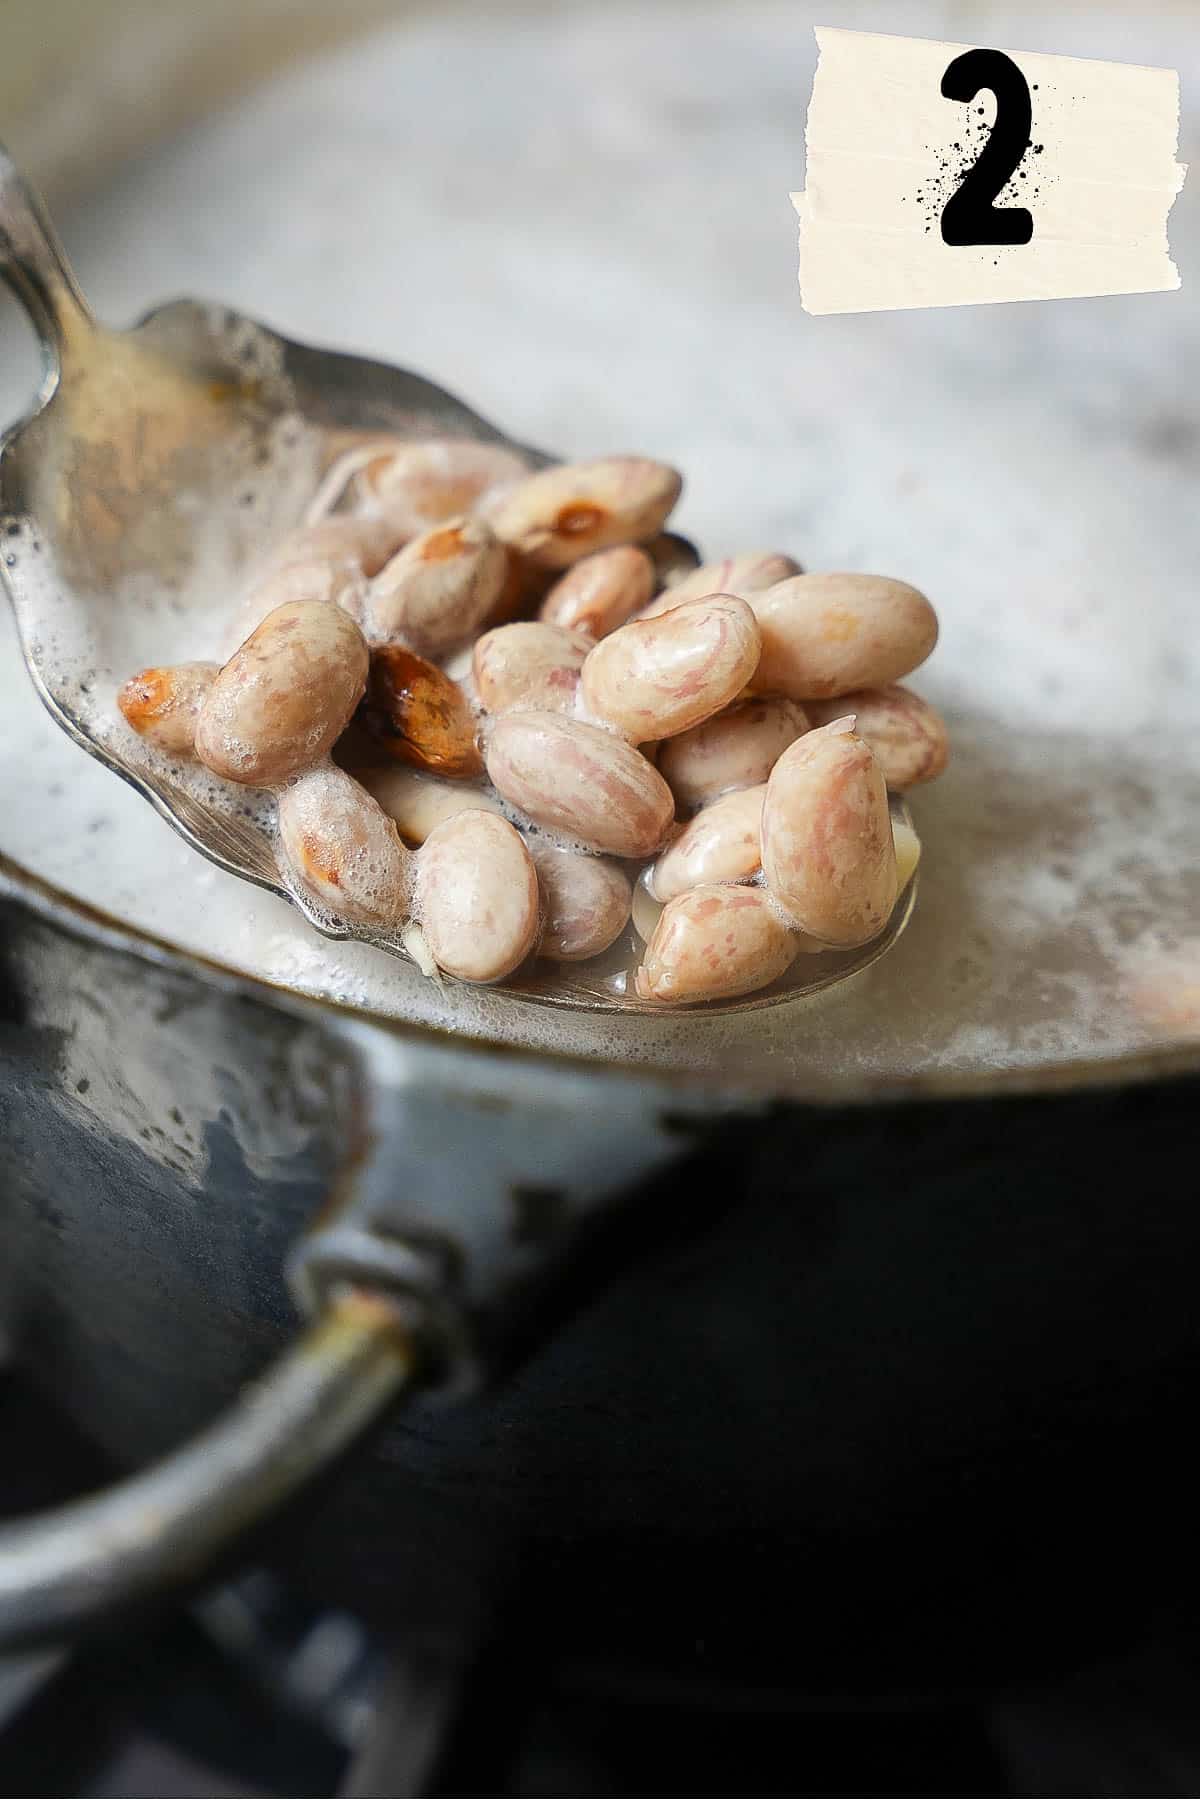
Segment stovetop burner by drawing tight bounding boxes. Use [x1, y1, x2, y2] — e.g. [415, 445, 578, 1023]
[6, 1368, 1200, 1798]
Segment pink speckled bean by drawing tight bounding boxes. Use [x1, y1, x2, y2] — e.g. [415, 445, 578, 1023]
[277, 766, 413, 928]
[473, 621, 591, 715]
[531, 845, 632, 962]
[648, 784, 765, 902]
[658, 697, 809, 810]
[485, 712, 674, 858]
[414, 809, 540, 982]
[480, 457, 683, 570]
[539, 545, 656, 639]
[635, 885, 798, 1004]
[196, 601, 368, 786]
[363, 515, 508, 656]
[346, 436, 530, 536]
[641, 550, 802, 618]
[804, 684, 948, 789]
[747, 574, 938, 701]
[760, 716, 897, 947]
[580, 595, 761, 742]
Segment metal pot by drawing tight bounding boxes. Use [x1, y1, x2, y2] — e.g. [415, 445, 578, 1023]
[5, 860, 1200, 1700]
[2, 134, 1200, 1696]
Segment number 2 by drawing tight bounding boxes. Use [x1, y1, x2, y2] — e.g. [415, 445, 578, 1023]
[940, 48, 1034, 247]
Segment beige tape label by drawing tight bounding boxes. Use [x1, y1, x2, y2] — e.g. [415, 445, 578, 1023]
[793, 27, 1186, 315]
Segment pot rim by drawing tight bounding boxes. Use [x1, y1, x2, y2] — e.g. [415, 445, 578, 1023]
[4, 847, 1197, 1108]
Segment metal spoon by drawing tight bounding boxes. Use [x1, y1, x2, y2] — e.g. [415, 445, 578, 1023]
[0, 146, 914, 1014]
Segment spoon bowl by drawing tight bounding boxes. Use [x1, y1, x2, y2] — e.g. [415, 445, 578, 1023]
[0, 146, 915, 1014]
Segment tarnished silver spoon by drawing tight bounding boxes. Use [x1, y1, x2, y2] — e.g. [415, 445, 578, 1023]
[0, 146, 914, 1013]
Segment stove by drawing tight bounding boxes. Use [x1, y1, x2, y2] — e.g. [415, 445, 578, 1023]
[5, 1369, 1200, 1798]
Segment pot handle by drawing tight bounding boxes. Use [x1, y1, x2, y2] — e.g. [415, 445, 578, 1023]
[0, 994, 738, 1653]
[0, 1289, 415, 1653]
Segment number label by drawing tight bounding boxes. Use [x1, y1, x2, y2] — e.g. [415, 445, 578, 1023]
[940, 49, 1034, 247]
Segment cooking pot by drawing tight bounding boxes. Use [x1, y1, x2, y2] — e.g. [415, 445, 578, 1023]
[3, 118, 1200, 1699]
[5, 860, 1200, 1701]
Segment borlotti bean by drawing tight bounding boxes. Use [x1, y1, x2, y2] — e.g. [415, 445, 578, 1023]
[414, 810, 540, 982]
[277, 765, 414, 928]
[658, 697, 809, 811]
[580, 595, 762, 743]
[641, 550, 802, 618]
[363, 515, 508, 655]
[805, 685, 949, 790]
[355, 766, 504, 843]
[635, 886, 799, 1005]
[761, 716, 898, 947]
[648, 783, 766, 903]
[746, 574, 938, 701]
[196, 600, 369, 786]
[531, 845, 633, 962]
[347, 437, 530, 537]
[486, 711, 675, 858]
[276, 516, 407, 579]
[361, 645, 483, 777]
[539, 546, 656, 639]
[228, 516, 406, 651]
[118, 661, 220, 756]
[121, 433, 947, 1001]
[481, 456, 683, 570]
[473, 621, 591, 715]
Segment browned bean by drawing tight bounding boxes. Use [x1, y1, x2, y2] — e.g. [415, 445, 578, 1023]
[363, 516, 508, 655]
[658, 697, 809, 810]
[804, 684, 948, 788]
[635, 886, 798, 1004]
[648, 784, 765, 901]
[473, 620, 592, 715]
[414, 810, 539, 981]
[531, 845, 632, 961]
[485, 712, 674, 858]
[480, 457, 683, 569]
[196, 601, 369, 786]
[747, 574, 938, 700]
[117, 661, 219, 756]
[277, 766, 414, 927]
[360, 645, 483, 777]
[760, 716, 897, 946]
[581, 595, 761, 741]
[539, 546, 656, 639]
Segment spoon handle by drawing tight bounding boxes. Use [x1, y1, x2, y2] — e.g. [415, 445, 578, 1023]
[0, 143, 94, 382]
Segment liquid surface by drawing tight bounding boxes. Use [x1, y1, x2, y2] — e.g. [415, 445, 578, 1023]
[1, 0, 1198, 1092]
